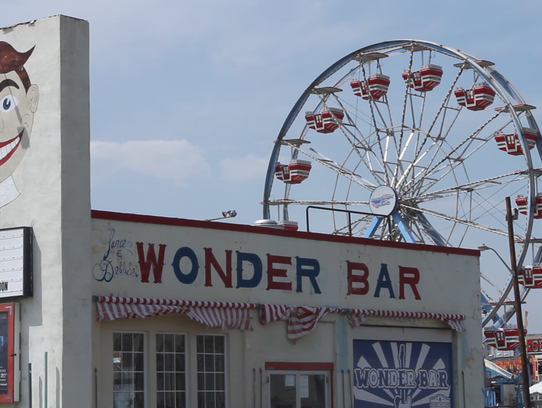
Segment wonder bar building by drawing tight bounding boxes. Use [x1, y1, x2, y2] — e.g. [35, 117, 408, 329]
[0, 15, 484, 408]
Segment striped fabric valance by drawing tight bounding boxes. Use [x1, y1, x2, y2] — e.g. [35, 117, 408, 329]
[96, 296, 255, 331]
[95, 297, 466, 340]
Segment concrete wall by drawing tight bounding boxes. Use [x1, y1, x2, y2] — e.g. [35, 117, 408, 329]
[0, 15, 91, 407]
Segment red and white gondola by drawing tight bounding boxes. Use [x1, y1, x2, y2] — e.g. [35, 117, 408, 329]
[518, 264, 542, 288]
[402, 64, 443, 92]
[454, 82, 496, 111]
[515, 193, 542, 218]
[350, 74, 391, 100]
[484, 326, 527, 351]
[274, 160, 312, 184]
[494, 128, 538, 156]
[305, 107, 344, 134]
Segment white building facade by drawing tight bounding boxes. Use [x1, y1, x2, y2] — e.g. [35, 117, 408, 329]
[90, 211, 484, 408]
[0, 15, 484, 408]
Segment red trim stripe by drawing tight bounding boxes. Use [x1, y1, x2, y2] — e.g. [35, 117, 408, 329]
[91, 210, 480, 256]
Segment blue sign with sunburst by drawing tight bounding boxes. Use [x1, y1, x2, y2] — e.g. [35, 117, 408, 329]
[353, 340, 453, 408]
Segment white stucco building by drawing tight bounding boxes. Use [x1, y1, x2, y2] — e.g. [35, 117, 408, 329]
[0, 15, 485, 408]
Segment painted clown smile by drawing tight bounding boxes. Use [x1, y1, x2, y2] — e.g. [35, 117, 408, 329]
[0, 129, 23, 166]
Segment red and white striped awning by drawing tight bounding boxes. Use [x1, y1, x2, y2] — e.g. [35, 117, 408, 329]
[95, 297, 466, 337]
[96, 296, 255, 331]
[347, 309, 466, 332]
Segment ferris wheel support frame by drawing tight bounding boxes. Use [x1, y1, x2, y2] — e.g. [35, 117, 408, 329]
[262, 39, 541, 330]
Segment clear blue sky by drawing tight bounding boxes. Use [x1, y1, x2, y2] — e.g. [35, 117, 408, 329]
[4, 1, 542, 334]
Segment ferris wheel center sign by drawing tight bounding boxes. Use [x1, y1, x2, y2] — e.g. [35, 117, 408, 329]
[370, 186, 398, 216]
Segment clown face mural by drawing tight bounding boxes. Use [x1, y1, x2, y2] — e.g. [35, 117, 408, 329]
[0, 42, 39, 207]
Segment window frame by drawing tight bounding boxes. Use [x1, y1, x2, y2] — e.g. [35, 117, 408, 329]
[109, 329, 230, 408]
[155, 332, 187, 408]
[195, 333, 228, 408]
[112, 331, 147, 408]
[266, 362, 332, 408]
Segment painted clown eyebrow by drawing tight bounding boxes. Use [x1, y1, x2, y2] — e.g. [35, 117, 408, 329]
[0, 79, 19, 94]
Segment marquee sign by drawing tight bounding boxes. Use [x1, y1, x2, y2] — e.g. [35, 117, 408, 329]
[353, 339, 453, 408]
[0, 228, 32, 298]
[527, 337, 542, 354]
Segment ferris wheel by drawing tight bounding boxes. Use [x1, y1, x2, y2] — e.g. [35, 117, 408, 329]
[262, 39, 542, 331]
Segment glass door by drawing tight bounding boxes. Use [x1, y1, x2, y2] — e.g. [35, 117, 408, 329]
[269, 371, 329, 408]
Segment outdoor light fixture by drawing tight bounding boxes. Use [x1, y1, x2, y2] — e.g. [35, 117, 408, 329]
[204, 210, 238, 222]
[477, 244, 512, 272]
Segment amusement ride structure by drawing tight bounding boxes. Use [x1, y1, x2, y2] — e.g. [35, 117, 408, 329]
[262, 39, 542, 339]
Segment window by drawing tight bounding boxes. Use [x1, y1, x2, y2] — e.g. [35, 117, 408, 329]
[268, 370, 329, 408]
[113, 332, 145, 408]
[197, 335, 225, 408]
[156, 333, 186, 408]
[112, 332, 227, 407]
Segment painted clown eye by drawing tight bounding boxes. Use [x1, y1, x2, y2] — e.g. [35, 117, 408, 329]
[0, 95, 19, 113]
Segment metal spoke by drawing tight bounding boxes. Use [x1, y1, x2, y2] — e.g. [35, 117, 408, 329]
[263, 39, 542, 331]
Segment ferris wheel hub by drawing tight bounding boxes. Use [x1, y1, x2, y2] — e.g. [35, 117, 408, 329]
[369, 186, 398, 216]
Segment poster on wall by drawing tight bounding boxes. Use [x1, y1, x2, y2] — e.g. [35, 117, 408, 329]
[0, 303, 19, 403]
[353, 339, 453, 408]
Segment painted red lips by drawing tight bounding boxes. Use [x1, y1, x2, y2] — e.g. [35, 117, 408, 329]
[0, 129, 23, 166]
